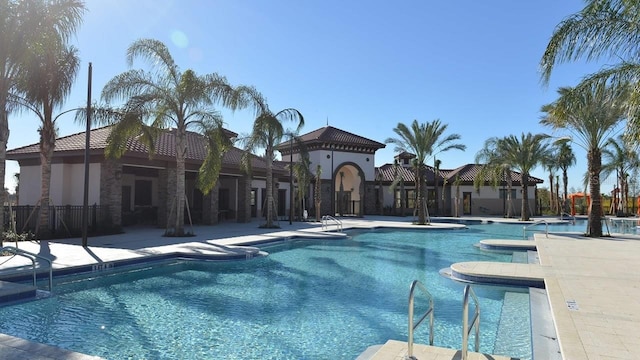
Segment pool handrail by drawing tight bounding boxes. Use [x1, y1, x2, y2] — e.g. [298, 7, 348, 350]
[321, 215, 342, 232]
[0, 246, 53, 292]
[461, 284, 480, 360]
[406, 280, 434, 360]
[559, 212, 576, 224]
[523, 219, 549, 239]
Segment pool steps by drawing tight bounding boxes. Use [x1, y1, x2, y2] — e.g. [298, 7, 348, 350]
[360, 339, 517, 360]
[359, 281, 516, 360]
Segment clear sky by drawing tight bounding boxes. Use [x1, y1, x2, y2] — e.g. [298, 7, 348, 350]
[7, 0, 621, 195]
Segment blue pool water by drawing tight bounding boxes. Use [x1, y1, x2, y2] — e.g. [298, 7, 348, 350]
[0, 222, 573, 359]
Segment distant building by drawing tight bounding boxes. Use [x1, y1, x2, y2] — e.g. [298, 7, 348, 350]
[7, 124, 543, 230]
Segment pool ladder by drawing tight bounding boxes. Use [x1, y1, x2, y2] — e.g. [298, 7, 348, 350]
[523, 219, 549, 239]
[321, 215, 342, 232]
[0, 246, 53, 292]
[405, 281, 479, 360]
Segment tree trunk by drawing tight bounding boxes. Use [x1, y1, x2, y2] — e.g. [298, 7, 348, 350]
[506, 176, 513, 218]
[38, 115, 55, 237]
[587, 148, 603, 237]
[548, 173, 554, 214]
[174, 127, 187, 235]
[521, 173, 530, 221]
[0, 99, 8, 234]
[563, 170, 569, 214]
[416, 166, 426, 224]
[265, 145, 275, 227]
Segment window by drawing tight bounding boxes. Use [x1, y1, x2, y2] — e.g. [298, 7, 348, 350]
[406, 190, 415, 209]
[134, 180, 152, 206]
[499, 189, 517, 199]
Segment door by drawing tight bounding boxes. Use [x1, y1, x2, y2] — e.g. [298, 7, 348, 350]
[463, 192, 472, 215]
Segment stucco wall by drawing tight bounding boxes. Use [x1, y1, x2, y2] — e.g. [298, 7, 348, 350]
[309, 150, 375, 181]
[19, 163, 101, 206]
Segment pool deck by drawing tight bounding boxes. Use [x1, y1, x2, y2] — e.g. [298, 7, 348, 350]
[0, 216, 638, 359]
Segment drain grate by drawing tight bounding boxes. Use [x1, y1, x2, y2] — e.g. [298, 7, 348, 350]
[566, 299, 579, 311]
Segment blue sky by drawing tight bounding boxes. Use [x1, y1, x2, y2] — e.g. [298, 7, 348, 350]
[7, 0, 620, 194]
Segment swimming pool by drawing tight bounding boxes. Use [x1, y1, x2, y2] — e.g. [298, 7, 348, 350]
[0, 222, 556, 359]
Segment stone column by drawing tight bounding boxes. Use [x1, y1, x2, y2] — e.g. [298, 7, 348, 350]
[202, 182, 219, 225]
[99, 160, 122, 228]
[237, 174, 252, 223]
[157, 168, 176, 228]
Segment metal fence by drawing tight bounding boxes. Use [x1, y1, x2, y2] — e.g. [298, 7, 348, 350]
[2, 205, 114, 238]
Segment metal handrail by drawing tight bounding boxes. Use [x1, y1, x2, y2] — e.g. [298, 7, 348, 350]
[522, 219, 549, 239]
[321, 215, 342, 232]
[0, 246, 53, 292]
[559, 212, 576, 224]
[461, 285, 480, 360]
[405, 280, 434, 360]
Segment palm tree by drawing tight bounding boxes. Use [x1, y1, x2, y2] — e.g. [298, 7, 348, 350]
[239, 87, 304, 228]
[540, 0, 640, 142]
[602, 135, 640, 215]
[541, 84, 627, 236]
[476, 133, 551, 221]
[100, 38, 240, 236]
[542, 148, 562, 215]
[1, 0, 84, 235]
[388, 159, 406, 217]
[556, 141, 576, 214]
[18, 43, 80, 236]
[291, 137, 312, 221]
[474, 138, 515, 218]
[385, 119, 465, 224]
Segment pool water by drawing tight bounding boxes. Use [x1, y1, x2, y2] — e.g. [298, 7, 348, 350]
[0, 222, 558, 359]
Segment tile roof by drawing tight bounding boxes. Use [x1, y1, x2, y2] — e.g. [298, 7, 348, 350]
[277, 126, 385, 151]
[445, 164, 543, 184]
[7, 126, 282, 172]
[375, 163, 543, 185]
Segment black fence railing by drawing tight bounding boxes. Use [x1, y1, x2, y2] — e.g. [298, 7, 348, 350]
[3, 205, 116, 239]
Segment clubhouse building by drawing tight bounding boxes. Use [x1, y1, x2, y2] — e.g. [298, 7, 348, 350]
[7, 125, 542, 229]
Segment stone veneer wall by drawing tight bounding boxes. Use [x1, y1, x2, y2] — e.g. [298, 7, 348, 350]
[363, 182, 376, 215]
[99, 160, 122, 227]
[319, 179, 332, 217]
[156, 168, 175, 228]
[202, 182, 220, 225]
[237, 174, 251, 223]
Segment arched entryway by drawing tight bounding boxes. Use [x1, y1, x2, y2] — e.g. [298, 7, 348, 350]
[333, 162, 365, 216]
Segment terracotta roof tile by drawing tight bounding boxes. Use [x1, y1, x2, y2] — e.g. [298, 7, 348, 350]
[277, 126, 385, 150]
[375, 163, 542, 185]
[7, 126, 280, 172]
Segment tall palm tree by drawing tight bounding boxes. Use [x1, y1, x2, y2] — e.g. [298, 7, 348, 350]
[542, 155, 558, 214]
[556, 141, 576, 214]
[476, 133, 551, 221]
[18, 42, 80, 236]
[541, 84, 627, 236]
[1, 0, 84, 235]
[100, 38, 240, 236]
[602, 135, 640, 214]
[474, 138, 515, 218]
[290, 136, 312, 221]
[540, 0, 640, 142]
[239, 87, 304, 228]
[385, 119, 465, 225]
[388, 159, 406, 217]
